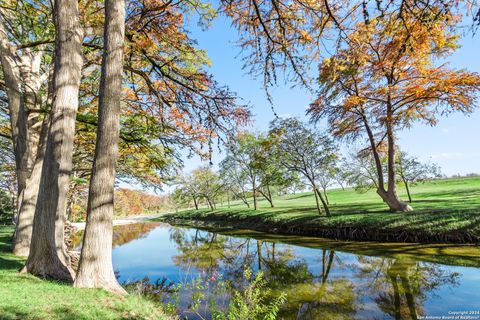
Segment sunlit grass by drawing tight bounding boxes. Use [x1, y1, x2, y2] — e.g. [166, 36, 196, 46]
[0, 226, 171, 320]
[161, 177, 480, 240]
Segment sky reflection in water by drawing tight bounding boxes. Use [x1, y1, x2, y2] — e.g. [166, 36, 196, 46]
[107, 222, 480, 319]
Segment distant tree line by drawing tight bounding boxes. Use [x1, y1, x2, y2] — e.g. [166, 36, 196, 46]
[172, 117, 445, 216]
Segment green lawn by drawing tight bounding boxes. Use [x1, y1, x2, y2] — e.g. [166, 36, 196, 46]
[160, 177, 480, 243]
[0, 226, 170, 320]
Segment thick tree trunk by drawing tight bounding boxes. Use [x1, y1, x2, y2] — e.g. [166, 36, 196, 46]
[12, 57, 50, 257]
[0, 20, 28, 213]
[383, 108, 412, 212]
[24, 0, 83, 281]
[377, 188, 412, 212]
[74, 0, 126, 294]
[361, 107, 412, 212]
[12, 116, 49, 256]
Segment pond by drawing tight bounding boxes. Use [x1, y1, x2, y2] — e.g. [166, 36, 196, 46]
[74, 222, 480, 319]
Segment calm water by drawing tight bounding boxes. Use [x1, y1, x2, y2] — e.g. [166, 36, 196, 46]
[79, 222, 480, 319]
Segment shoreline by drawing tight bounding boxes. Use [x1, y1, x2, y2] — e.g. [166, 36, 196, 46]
[71, 214, 164, 231]
[157, 212, 480, 245]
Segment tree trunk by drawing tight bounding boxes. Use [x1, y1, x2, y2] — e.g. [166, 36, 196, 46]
[207, 198, 214, 210]
[12, 62, 52, 257]
[384, 103, 412, 212]
[314, 187, 330, 217]
[322, 187, 329, 205]
[313, 188, 322, 215]
[361, 107, 412, 212]
[74, 0, 126, 294]
[239, 191, 250, 208]
[402, 177, 412, 203]
[377, 188, 412, 212]
[0, 20, 28, 214]
[193, 197, 198, 210]
[24, 0, 83, 281]
[12, 116, 49, 256]
[252, 178, 257, 210]
[258, 188, 274, 208]
[266, 184, 274, 208]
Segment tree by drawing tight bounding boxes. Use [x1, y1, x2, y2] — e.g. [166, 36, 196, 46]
[254, 134, 291, 208]
[222, 0, 472, 92]
[192, 167, 223, 210]
[0, 0, 53, 256]
[269, 118, 337, 216]
[223, 132, 264, 210]
[222, 132, 288, 209]
[175, 173, 203, 210]
[170, 187, 191, 212]
[74, 0, 126, 293]
[317, 168, 337, 205]
[24, 0, 83, 281]
[219, 156, 251, 208]
[283, 174, 305, 195]
[396, 151, 442, 203]
[309, 9, 480, 212]
[343, 151, 383, 193]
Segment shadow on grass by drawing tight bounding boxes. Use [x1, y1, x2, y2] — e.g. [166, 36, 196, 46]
[0, 256, 23, 271]
[0, 233, 13, 254]
[0, 305, 139, 320]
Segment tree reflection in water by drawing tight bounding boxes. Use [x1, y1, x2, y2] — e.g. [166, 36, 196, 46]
[71, 222, 161, 249]
[355, 256, 459, 320]
[168, 228, 461, 319]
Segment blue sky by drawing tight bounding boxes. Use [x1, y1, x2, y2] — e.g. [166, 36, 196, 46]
[178, 14, 480, 177]
[122, 13, 480, 193]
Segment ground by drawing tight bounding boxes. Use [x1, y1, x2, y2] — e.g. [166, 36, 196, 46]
[0, 226, 170, 320]
[159, 177, 480, 244]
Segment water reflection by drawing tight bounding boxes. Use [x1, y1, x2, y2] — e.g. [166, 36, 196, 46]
[101, 223, 480, 319]
[71, 222, 161, 250]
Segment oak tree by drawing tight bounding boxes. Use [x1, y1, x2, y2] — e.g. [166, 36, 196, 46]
[309, 10, 480, 211]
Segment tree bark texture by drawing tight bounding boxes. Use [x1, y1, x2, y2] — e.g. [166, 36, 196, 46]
[24, 0, 83, 281]
[74, 0, 126, 294]
[0, 17, 47, 256]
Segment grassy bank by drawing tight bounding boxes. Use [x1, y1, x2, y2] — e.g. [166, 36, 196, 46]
[159, 177, 480, 244]
[0, 226, 170, 320]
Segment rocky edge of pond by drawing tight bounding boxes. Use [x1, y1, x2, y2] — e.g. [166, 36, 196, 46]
[157, 213, 480, 245]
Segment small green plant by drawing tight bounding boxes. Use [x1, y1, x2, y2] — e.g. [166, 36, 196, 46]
[126, 268, 287, 319]
[212, 268, 287, 320]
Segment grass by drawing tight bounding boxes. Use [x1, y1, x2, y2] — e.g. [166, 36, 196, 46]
[0, 226, 171, 320]
[160, 177, 480, 244]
